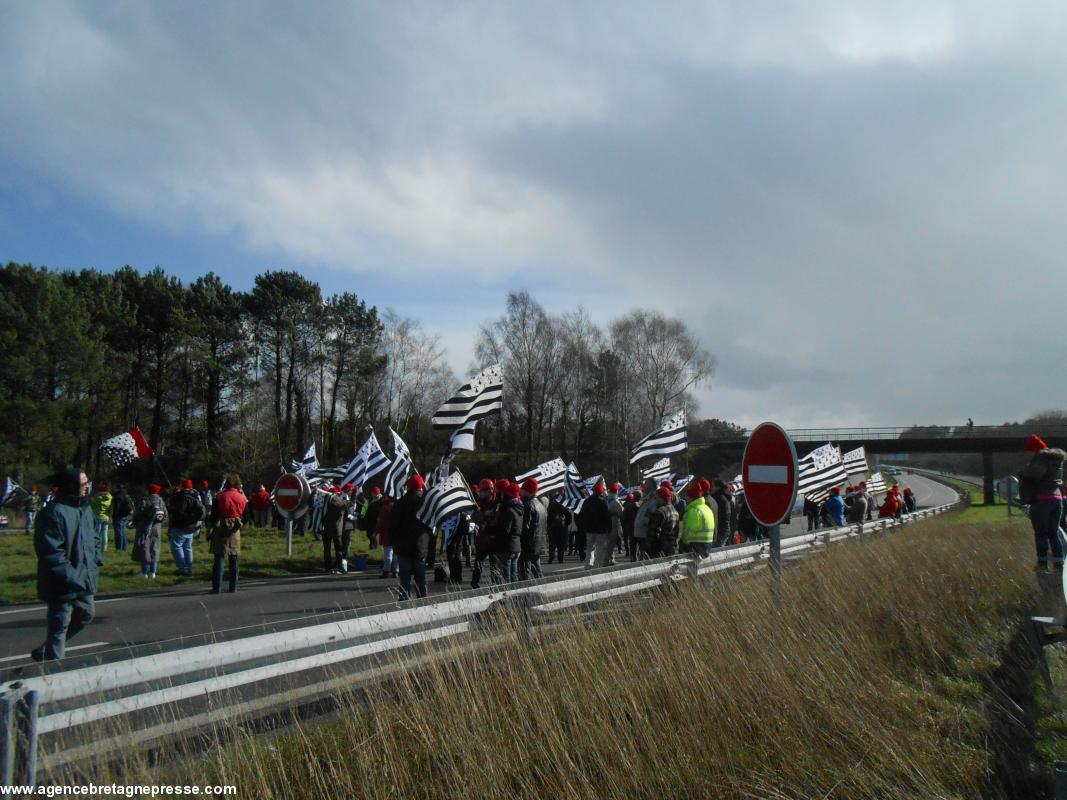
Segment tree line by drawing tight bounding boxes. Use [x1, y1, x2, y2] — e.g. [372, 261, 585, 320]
[0, 263, 721, 486]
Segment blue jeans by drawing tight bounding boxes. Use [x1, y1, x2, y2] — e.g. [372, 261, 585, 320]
[25, 509, 35, 532]
[95, 519, 109, 551]
[33, 594, 95, 660]
[169, 529, 196, 574]
[381, 546, 398, 573]
[396, 556, 426, 600]
[114, 518, 128, 551]
[495, 552, 519, 583]
[1030, 499, 1065, 565]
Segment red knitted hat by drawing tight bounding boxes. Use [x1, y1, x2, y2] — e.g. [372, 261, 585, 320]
[405, 474, 425, 491]
[503, 481, 521, 499]
[656, 487, 673, 503]
[200, 480, 209, 489]
[181, 479, 194, 490]
[148, 483, 161, 495]
[477, 478, 495, 493]
[520, 477, 539, 495]
[593, 483, 606, 496]
[610, 482, 622, 493]
[372, 487, 381, 496]
[1026, 434, 1049, 452]
[686, 481, 702, 500]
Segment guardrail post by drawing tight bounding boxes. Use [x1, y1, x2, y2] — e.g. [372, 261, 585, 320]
[3, 688, 37, 787]
[1, 691, 14, 786]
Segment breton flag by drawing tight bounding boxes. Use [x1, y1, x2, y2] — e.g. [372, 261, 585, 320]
[729, 475, 745, 496]
[515, 457, 569, 495]
[841, 446, 868, 478]
[416, 470, 477, 531]
[382, 428, 414, 498]
[448, 420, 478, 452]
[866, 472, 888, 496]
[667, 474, 693, 496]
[640, 458, 672, 482]
[630, 410, 687, 465]
[100, 427, 154, 467]
[290, 442, 319, 474]
[341, 430, 391, 488]
[562, 463, 589, 512]
[432, 365, 504, 430]
[797, 443, 848, 497]
[1, 477, 24, 506]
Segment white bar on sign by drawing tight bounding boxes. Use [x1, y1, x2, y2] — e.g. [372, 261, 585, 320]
[277, 488, 300, 496]
[748, 465, 789, 484]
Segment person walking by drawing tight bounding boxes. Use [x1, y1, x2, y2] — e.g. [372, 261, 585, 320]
[1019, 434, 1066, 571]
[646, 487, 680, 557]
[824, 487, 847, 527]
[518, 478, 544, 580]
[632, 479, 658, 560]
[711, 480, 734, 548]
[209, 474, 247, 593]
[492, 480, 523, 583]
[389, 474, 429, 599]
[622, 492, 639, 561]
[134, 483, 167, 578]
[680, 481, 716, 558]
[581, 483, 614, 569]
[30, 469, 100, 662]
[361, 487, 383, 549]
[90, 482, 112, 552]
[110, 484, 132, 551]
[846, 487, 868, 524]
[167, 479, 205, 576]
[546, 489, 571, 564]
[321, 485, 350, 573]
[604, 483, 624, 566]
[23, 487, 41, 533]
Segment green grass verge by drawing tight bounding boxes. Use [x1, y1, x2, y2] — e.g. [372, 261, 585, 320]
[0, 523, 384, 605]
[935, 475, 1033, 526]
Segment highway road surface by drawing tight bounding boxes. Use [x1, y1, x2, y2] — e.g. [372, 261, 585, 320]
[0, 471, 956, 675]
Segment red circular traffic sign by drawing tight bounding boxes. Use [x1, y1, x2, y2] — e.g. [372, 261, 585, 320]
[741, 422, 798, 527]
[273, 473, 310, 519]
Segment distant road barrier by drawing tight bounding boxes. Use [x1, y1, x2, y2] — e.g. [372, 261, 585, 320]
[0, 497, 961, 786]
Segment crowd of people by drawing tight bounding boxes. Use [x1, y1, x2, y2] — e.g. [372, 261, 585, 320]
[802, 482, 916, 530]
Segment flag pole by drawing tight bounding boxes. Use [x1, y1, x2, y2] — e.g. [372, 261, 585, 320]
[153, 455, 174, 488]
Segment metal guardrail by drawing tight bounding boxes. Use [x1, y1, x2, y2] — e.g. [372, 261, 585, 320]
[0, 499, 961, 786]
[694, 424, 1067, 444]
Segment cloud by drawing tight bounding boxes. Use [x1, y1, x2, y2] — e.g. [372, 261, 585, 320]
[2, 1, 1067, 426]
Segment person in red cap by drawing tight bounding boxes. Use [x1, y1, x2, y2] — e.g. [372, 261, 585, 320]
[389, 474, 430, 598]
[825, 486, 847, 527]
[249, 483, 272, 528]
[621, 491, 640, 561]
[878, 488, 900, 519]
[1019, 434, 1066, 570]
[605, 482, 625, 563]
[579, 481, 613, 569]
[321, 482, 351, 574]
[491, 480, 524, 583]
[646, 487, 680, 557]
[133, 483, 168, 579]
[90, 482, 112, 553]
[360, 486, 384, 550]
[198, 480, 214, 515]
[23, 485, 41, 533]
[546, 488, 573, 564]
[208, 474, 247, 593]
[518, 477, 544, 580]
[470, 478, 500, 588]
[167, 478, 206, 576]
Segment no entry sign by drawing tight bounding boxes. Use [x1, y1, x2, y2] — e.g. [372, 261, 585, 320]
[741, 422, 798, 527]
[273, 472, 310, 520]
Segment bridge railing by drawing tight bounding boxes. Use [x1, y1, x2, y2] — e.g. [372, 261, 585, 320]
[0, 498, 963, 785]
[694, 424, 1067, 444]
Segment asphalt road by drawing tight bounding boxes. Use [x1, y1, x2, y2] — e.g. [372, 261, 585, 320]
[0, 471, 956, 674]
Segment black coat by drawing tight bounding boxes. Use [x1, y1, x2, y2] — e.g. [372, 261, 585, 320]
[493, 498, 523, 554]
[546, 498, 572, 534]
[578, 495, 611, 536]
[389, 490, 430, 559]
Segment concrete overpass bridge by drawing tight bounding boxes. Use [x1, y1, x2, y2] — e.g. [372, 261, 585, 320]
[694, 425, 1067, 504]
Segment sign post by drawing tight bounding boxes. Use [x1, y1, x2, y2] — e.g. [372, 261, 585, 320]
[741, 422, 799, 591]
[273, 473, 311, 557]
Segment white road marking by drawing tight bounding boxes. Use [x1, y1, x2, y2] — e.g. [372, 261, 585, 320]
[0, 641, 108, 664]
[0, 597, 130, 617]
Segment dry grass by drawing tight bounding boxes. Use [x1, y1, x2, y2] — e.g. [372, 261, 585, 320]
[100, 516, 1041, 799]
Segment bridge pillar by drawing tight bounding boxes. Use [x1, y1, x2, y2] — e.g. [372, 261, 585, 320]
[983, 450, 995, 506]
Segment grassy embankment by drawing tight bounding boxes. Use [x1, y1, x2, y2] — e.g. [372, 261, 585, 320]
[80, 512, 1065, 799]
[0, 518, 384, 604]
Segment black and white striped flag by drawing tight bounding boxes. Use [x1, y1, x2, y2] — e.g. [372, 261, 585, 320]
[798, 443, 848, 497]
[641, 458, 672, 482]
[382, 428, 413, 498]
[448, 420, 478, 452]
[1, 476, 24, 506]
[668, 473, 693, 496]
[729, 474, 744, 496]
[341, 430, 391, 488]
[866, 472, 888, 496]
[629, 410, 687, 465]
[841, 446, 868, 478]
[432, 365, 504, 430]
[416, 470, 477, 531]
[289, 442, 319, 474]
[515, 457, 568, 495]
[562, 462, 588, 512]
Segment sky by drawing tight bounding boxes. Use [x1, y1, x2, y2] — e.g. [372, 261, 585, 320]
[3, 1, 1066, 429]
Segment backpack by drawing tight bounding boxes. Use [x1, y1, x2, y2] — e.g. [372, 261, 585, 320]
[169, 491, 203, 529]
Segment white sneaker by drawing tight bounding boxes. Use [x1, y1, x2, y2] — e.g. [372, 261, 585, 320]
[340, 559, 348, 574]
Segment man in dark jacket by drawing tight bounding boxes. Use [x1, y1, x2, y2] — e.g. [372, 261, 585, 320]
[518, 478, 544, 580]
[361, 487, 383, 549]
[167, 479, 205, 576]
[621, 492, 639, 561]
[492, 481, 524, 583]
[647, 487, 680, 557]
[389, 475, 429, 599]
[31, 468, 100, 661]
[546, 490, 572, 564]
[321, 485, 350, 573]
[578, 483, 612, 569]
[711, 481, 734, 547]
